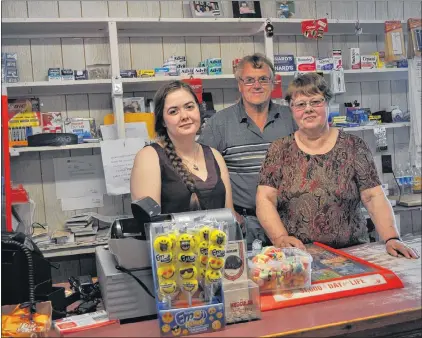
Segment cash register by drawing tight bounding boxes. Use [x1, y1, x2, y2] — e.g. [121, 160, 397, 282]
[97, 197, 237, 321]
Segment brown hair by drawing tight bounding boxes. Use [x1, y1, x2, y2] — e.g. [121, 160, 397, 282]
[235, 53, 275, 80]
[153, 81, 201, 211]
[285, 73, 333, 104]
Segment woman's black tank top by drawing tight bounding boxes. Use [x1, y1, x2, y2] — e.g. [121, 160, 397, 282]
[149, 143, 226, 214]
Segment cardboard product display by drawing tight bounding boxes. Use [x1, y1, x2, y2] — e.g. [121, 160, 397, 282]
[385, 21, 406, 62]
[223, 241, 261, 324]
[407, 18, 422, 58]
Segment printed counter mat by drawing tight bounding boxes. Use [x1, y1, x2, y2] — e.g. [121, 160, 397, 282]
[260, 242, 403, 311]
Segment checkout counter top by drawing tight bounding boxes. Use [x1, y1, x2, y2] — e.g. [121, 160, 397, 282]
[57, 235, 422, 337]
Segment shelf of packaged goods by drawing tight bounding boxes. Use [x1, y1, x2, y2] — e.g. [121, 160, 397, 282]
[272, 19, 407, 36]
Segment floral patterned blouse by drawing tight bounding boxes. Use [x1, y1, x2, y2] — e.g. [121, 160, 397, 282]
[258, 130, 381, 248]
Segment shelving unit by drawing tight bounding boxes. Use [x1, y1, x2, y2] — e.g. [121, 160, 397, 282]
[342, 122, 411, 132]
[9, 143, 101, 156]
[4, 68, 409, 96]
[2, 17, 408, 38]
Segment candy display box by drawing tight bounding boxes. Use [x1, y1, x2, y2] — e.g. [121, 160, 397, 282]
[149, 220, 228, 337]
[249, 247, 313, 293]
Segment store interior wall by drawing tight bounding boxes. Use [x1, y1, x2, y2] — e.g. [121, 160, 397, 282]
[2, 0, 421, 236]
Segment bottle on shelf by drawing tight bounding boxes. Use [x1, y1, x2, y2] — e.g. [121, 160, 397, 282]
[412, 165, 421, 194]
[395, 164, 405, 195]
[403, 163, 413, 195]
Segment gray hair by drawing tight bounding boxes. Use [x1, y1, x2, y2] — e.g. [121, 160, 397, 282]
[235, 53, 275, 80]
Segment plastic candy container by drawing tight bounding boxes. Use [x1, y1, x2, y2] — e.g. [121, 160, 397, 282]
[150, 219, 228, 337]
[249, 246, 313, 293]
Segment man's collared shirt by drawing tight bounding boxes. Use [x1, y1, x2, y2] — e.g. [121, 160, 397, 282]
[198, 99, 295, 210]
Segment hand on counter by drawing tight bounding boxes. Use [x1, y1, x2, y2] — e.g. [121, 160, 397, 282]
[386, 239, 420, 259]
[272, 235, 306, 251]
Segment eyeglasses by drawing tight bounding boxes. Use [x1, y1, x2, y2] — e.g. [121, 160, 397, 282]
[239, 76, 272, 86]
[291, 98, 325, 111]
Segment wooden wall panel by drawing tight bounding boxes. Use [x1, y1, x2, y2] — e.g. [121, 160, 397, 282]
[296, 36, 318, 57]
[58, 1, 82, 18]
[317, 36, 333, 58]
[275, 36, 296, 55]
[2, 39, 33, 82]
[162, 37, 186, 61]
[118, 37, 132, 69]
[375, 1, 389, 20]
[30, 38, 63, 81]
[62, 38, 86, 70]
[2, 1, 28, 18]
[404, 1, 422, 20]
[387, 1, 404, 20]
[108, 0, 128, 17]
[253, 35, 265, 55]
[295, 0, 316, 18]
[27, 1, 59, 18]
[81, 1, 109, 17]
[220, 37, 255, 74]
[87, 93, 113, 128]
[160, 1, 183, 18]
[66, 94, 90, 119]
[316, 1, 332, 18]
[200, 37, 221, 60]
[391, 80, 408, 113]
[185, 37, 202, 67]
[358, 35, 377, 55]
[130, 37, 164, 69]
[331, 1, 358, 20]
[127, 1, 160, 17]
[260, 1, 276, 18]
[358, 1, 376, 20]
[84, 38, 111, 65]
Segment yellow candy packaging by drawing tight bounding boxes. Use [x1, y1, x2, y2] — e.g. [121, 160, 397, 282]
[149, 218, 229, 337]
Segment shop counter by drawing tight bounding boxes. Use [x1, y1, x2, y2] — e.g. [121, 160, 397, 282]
[57, 235, 421, 337]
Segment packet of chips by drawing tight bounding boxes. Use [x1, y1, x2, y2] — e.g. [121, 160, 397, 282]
[2, 302, 52, 337]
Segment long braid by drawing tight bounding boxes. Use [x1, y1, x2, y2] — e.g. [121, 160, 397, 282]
[163, 134, 201, 210]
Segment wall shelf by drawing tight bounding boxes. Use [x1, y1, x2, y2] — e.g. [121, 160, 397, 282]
[10, 143, 101, 156]
[4, 68, 408, 96]
[2, 17, 407, 39]
[342, 122, 411, 132]
[5, 79, 112, 97]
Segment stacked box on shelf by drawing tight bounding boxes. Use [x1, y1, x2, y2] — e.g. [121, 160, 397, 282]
[274, 55, 296, 72]
[2, 53, 19, 83]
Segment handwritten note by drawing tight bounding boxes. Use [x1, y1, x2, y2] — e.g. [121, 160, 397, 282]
[100, 138, 146, 195]
[54, 156, 106, 198]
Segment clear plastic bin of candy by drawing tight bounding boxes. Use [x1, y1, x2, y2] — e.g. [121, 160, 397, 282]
[248, 246, 313, 293]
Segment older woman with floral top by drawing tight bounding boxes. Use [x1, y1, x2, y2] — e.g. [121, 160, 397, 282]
[256, 73, 418, 259]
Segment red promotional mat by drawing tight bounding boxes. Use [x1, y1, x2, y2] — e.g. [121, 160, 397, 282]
[260, 242, 403, 311]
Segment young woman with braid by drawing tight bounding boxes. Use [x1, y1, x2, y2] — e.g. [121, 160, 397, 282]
[130, 81, 234, 214]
